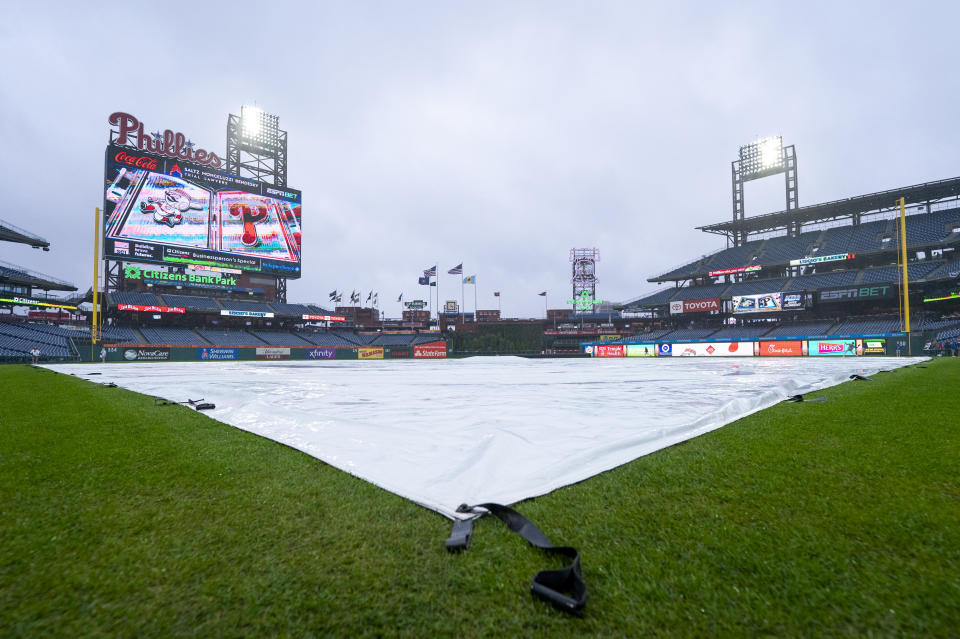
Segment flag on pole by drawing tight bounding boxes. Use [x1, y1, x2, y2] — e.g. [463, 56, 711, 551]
[418, 276, 430, 285]
[430, 282, 437, 287]
[373, 293, 378, 305]
[538, 291, 547, 296]
[351, 291, 360, 304]
[463, 275, 476, 284]
[335, 293, 342, 303]
[366, 291, 373, 303]
[397, 293, 403, 302]
[424, 265, 437, 277]
[328, 290, 337, 300]
[493, 291, 500, 297]
[448, 263, 463, 275]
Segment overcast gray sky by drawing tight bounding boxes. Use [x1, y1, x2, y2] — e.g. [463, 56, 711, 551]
[2, 1, 959, 317]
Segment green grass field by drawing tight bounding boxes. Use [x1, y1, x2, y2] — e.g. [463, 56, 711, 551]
[1, 360, 958, 637]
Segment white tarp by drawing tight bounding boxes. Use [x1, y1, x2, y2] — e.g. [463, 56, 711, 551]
[44, 357, 922, 519]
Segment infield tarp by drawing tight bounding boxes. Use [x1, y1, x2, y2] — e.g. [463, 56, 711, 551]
[43, 357, 922, 519]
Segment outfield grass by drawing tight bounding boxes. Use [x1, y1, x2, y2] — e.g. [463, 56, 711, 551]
[1, 359, 958, 637]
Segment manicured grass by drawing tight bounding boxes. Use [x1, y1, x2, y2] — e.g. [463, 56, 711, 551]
[1, 360, 958, 637]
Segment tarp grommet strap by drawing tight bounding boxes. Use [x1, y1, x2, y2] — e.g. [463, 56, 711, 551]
[447, 502, 587, 615]
[444, 517, 474, 551]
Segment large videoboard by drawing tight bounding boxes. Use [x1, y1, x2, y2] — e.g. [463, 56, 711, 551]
[103, 144, 301, 277]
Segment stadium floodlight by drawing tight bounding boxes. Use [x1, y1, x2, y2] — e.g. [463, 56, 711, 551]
[759, 137, 782, 168]
[240, 105, 262, 138]
[730, 135, 798, 246]
[739, 136, 785, 178]
[238, 104, 281, 151]
[227, 104, 288, 188]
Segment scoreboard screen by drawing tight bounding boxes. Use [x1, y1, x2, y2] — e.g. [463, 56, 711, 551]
[103, 144, 301, 277]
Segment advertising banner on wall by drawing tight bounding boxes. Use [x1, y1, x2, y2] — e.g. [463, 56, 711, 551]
[859, 338, 886, 355]
[256, 347, 291, 360]
[732, 292, 783, 313]
[118, 303, 186, 313]
[709, 264, 761, 277]
[808, 339, 858, 356]
[671, 342, 755, 357]
[657, 343, 672, 356]
[358, 347, 385, 360]
[596, 344, 625, 357]
[758, 341, 805, 357]
[789, 252, 855, 267]
[819, 285, 895, 303]
[103, 137, 301, 278]
[414, 342, 447, 358]
[1, 296, 78, 310]
[306, 347, 337, 359]
[781, 292, 806, 310]
[221, 309, 275, 318]
[625, 344, 658, 357]
[302, 314, 347, 322]
[122, 348, 170, 361]
[671, 298, 722, 314]
[199, 347, 239, 361]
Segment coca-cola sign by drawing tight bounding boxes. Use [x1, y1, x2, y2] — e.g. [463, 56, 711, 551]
[109, 111, 222, 168]
[113, 151, 158, 170]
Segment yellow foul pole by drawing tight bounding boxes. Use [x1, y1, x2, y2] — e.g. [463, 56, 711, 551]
[92, 207, 100, 346]
[898, 197, 910, 354]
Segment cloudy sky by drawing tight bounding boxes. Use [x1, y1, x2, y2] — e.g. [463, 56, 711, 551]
[2, 1, 959, 317]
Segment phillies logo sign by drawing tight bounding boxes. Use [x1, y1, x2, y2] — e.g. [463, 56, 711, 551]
[109, 111, 223, 168]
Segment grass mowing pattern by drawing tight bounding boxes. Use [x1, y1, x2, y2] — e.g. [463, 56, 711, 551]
[1, 360, 958, 636]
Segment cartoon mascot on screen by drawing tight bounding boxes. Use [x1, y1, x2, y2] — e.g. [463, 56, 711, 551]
[140, 188, 201, 228]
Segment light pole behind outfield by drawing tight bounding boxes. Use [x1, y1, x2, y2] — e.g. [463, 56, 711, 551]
[91, 207, 101, 348]
[897, 196, 911, 355]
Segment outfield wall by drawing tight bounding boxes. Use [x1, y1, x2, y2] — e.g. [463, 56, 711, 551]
[584, 335, 917, 357]
[92, 342, 447, 362]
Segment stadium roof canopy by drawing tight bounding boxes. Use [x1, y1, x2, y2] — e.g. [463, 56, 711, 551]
[698, 175, 960, 238]
[0, 259, 77, 292]
[0, 217, 50, 249]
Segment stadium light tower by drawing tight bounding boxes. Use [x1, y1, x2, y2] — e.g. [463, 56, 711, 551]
[226, 105, 288, 187]
[570, 248, 600, 312]
[731, 136, 798, 245]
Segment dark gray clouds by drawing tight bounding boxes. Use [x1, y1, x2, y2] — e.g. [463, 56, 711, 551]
[2, 1, 959, 316]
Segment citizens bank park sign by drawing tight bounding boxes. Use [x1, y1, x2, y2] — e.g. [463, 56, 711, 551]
[669, 297, 722, 314]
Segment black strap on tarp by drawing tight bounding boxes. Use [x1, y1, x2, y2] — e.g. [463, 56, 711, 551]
[154, 397, 216, 411]
[446, 502, 586, 615]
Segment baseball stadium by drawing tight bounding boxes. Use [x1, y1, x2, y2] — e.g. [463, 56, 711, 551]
[1, 108, 957, 636]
